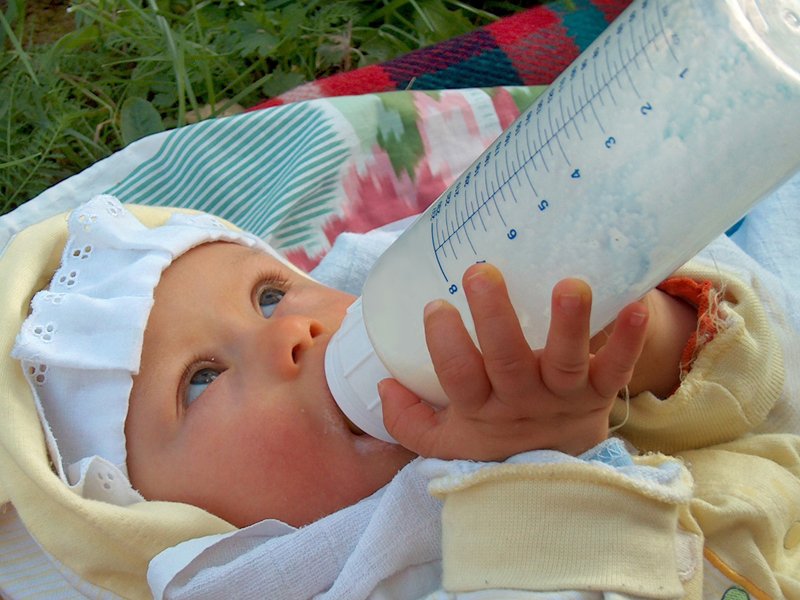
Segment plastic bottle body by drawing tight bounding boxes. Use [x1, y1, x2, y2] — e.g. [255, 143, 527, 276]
[326, 0, 800, 439]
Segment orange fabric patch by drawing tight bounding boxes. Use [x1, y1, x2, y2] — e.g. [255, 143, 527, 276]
[657, 277, 720, 376]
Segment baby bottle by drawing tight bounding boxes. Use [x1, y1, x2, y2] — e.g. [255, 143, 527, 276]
[325, 0, 800, 442]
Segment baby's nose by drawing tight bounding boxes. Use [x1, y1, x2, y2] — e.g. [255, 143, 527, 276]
[268, 315, 324, 374]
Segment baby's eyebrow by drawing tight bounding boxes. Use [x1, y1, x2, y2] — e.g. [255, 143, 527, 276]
[236, 242, 309, 280]
[232, 244, 274, 270]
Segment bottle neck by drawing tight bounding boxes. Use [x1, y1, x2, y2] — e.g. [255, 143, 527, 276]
[324, 298, 398, 443]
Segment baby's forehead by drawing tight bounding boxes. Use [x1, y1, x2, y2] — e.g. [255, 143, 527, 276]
[140, 243, 283, 356]
[177, 239, 310, 280]
[170, 240, 292, 274]
[152, 241, 315, 311]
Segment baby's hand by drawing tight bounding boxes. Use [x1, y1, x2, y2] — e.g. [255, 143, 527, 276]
[378, 263, 649, 460]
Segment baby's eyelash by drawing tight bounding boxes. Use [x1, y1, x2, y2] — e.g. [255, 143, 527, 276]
[255, 271, 291, 318]
[178, 357, 221, 412]
[254, 271, 292, 306]
[256, 270, 292, 293]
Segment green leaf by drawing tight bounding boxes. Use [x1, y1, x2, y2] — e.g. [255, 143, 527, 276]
[413, 0, 475, 43]
[230, 19, 278, 58]
[279, 4, 308, 38]
[261, 70, 306, 98]
[120, 97, 164, 145]
[356, 35, 396, 65]
[53, 24, 102, 52]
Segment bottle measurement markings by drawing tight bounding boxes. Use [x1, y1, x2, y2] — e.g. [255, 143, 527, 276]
[430, 0, 682, 288]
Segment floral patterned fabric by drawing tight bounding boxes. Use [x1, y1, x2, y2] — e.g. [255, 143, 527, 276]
[102, 86, 545, 271]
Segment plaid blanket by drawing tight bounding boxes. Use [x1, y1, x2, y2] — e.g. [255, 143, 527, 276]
[251, 0, 633, 110]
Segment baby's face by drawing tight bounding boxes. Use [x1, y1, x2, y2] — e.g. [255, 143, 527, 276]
[125, 242, 416, 528]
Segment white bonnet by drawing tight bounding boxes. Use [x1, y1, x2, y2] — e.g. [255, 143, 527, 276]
[12, 195, 291, 506]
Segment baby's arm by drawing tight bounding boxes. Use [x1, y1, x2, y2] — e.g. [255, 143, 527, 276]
[379, 262, 655, 460]
[611, 258, 786, 453]
[594, 285, 698, 399]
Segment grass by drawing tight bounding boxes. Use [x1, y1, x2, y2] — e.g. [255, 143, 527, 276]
[0, 0, 534, 215]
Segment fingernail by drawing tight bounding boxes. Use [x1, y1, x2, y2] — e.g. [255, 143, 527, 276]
[629, 311, 647, 327]
[424, 299, 446, 318]
[464, 267, 496, 293]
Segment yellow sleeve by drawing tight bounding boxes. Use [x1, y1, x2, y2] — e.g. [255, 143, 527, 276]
[610, 260, 784, 454]
[679, 434, 800, 600]
[428, 454, 702, 599]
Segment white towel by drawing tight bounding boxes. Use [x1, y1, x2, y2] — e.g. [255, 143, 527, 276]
[149, 458, 443, 600]
[149, 439, 692, 600]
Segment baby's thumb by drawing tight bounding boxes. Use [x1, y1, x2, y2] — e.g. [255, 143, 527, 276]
[379, 379, 440, 456]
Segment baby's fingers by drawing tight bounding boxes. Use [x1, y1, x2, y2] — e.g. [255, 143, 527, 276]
[590, 302, 649, 398]
[379, 378, 441, 454]
[463, 264, 538, 399]
[540, 279, 592, 395]
[423, 299, 491, 412]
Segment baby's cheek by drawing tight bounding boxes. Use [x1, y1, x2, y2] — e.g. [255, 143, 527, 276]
[229, 410, 316, 477]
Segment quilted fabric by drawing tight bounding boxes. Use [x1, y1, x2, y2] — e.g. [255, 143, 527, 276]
[250, 0, 633, 110]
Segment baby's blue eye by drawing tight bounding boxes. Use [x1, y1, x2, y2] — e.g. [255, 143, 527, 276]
[186, 368, 220, 405]
[258, 286, 285, 318]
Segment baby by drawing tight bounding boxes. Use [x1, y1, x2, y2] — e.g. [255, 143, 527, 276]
[9, 195, 800, 599]
[124, 225, 694, 529]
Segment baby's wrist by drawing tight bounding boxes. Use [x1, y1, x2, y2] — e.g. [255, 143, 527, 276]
[656, 277, 721, 377]
[628, 287, 699, 398]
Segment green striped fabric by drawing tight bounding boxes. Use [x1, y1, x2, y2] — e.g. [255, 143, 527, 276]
[106, 102, 350, 253]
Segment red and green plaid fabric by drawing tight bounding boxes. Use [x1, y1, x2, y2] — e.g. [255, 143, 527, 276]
[251, 0, 633, 110]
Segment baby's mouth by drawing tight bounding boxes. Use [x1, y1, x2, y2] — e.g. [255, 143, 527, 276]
[342, 412, 366, 436]
[324, 370, 366, 435]
[322, 333, 367, 436]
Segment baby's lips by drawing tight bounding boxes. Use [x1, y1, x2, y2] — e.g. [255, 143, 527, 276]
[321, 353, 365, 435]
[343, 413, 366, 436]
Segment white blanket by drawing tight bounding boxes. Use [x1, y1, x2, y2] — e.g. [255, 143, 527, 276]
[149, 458, 443, 600]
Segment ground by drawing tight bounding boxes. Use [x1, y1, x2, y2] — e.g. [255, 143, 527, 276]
[22, 0, 74, 45]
